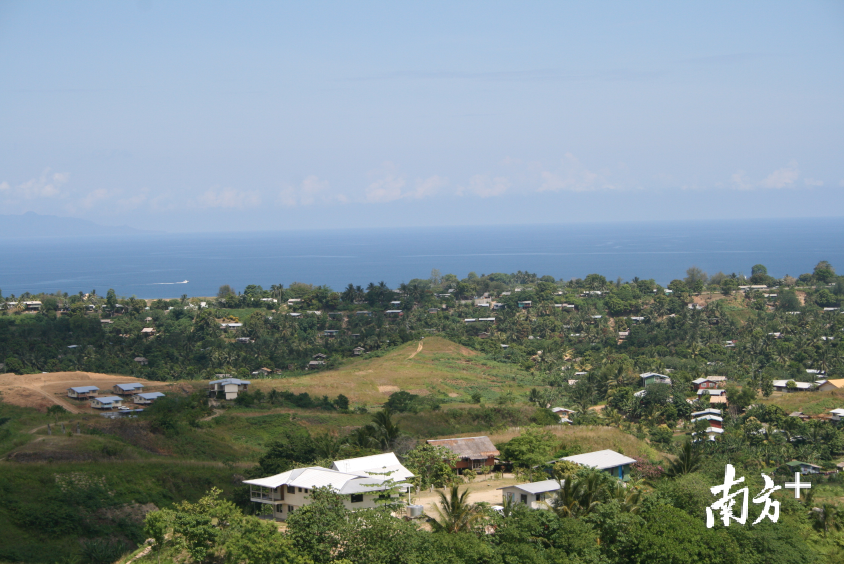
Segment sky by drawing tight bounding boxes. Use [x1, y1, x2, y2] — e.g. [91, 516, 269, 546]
[1, 1, 843, 232]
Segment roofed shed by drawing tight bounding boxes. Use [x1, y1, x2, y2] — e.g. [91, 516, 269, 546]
[426, 436, 499, 472]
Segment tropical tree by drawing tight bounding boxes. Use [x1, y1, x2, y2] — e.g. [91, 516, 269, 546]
[664, 441, 702, 478]
[429, 484, 484, 533]
[812, 503, 842, 538]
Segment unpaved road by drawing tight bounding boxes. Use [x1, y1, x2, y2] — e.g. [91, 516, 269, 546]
[407, 341, 424, 360]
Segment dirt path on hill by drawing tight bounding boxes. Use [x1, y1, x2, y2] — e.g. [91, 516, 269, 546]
[407, 341, 424, 360]
[200, 409, 224, 422]
[23, 385, 83, 413]
[28, 421, 75, 434]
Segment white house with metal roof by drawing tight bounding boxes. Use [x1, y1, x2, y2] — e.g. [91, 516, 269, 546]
[244, 456, 412, 521]
[67, 386, 99, 399]
[498, 479, 562, 509]
[133, 391, 165, 405]
[90, 396, 124, 409]
[556, 449, 637, 481]
[330, 453, 415, 481]
[208, 378, 250, 400]
[772, 380, 815, 393]
[113, 382, 144, 395]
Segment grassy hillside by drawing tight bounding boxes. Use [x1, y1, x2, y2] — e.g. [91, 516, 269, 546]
[0, 460, 238, 564]
[758, 388, 844, 415]
[246, 336, 540, 406]
[0, 336, 667, 564]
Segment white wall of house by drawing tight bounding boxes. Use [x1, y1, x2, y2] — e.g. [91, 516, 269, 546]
[498, 486, 555, 510]
[250, 485, 397, 521]
[223, 383, 240, 400]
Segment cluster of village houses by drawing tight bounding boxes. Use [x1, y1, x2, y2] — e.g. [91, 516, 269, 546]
[66, 382, 165, 412]
[64, 367, 844, 513]
[243, 436, 639, 521]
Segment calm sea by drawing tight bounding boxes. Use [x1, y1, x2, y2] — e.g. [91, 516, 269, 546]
[1, 219, 842, 299]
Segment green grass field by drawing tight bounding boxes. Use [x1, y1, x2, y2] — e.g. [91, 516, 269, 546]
[758, 388, 844, 415]
[244, 336, 542, 406]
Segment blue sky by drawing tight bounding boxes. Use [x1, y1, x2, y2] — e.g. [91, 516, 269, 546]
[1, 1, 842, 232]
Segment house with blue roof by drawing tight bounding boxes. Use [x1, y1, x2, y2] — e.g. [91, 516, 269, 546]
[209, 378, 250, 400]
[133, 391, 165, 405]
[91, 396, 124, 409]
[67, 386, 99, 399]
[113, 382, 144, 395]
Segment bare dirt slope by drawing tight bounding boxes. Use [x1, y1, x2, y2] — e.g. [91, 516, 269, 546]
[0, 371, 169, 413]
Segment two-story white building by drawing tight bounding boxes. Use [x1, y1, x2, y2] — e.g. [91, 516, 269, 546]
[244, 453, 413, 521]
[208, 378, 250, 400]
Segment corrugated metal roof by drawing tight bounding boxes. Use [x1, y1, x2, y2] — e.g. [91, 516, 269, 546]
[243, 466, 407, 494]
[69, 386, 99, 393]
[427, 436, 500, 459]
[691, 409, 722, 417]
[209, 378, 250, 385]
[498, 479, 562, 495]
[115, 382, 144, 391]
[135, 392, 165, 400]
[94, 396, 123, 403]
[330, 453, 414, 480]
[559, 449, 636, 470]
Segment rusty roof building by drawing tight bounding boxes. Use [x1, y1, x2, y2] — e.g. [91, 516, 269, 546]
[426, 436, 500, 462]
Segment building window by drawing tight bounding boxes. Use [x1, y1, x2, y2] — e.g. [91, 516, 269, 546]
[351, 494, 364, 503]
[288, 505, 295, 513]
[287, 485, 295, 494]
[520, 494, 528, 504]
[536, 494, 541, 502]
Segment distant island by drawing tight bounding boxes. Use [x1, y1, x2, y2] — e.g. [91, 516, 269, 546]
[0, 211, 155, 238]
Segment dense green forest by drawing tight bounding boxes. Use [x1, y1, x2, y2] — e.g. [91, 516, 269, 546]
[2, 260, 844, 564]
[2, 261, 842, 383]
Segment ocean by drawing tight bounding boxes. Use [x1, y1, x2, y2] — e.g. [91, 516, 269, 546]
[1, 218, 842, 299]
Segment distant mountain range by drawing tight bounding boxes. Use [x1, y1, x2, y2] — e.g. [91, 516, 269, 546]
[0, 212, 155, 238]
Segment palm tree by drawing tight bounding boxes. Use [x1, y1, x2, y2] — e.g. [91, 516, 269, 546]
[665, 441, 702, 478]
[812, 503, 842, 538]
[313, 432, 345, 459]
[370, 408, 401, 449]
[547, 474, 604, 517]
[549, 478, 585, 517]
[610, 481, 643, 514]
[430, 485, 484, 533]
[348, 426, 379, 449]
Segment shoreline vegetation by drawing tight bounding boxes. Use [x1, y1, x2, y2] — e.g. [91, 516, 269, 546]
[0, 260, 843, 564]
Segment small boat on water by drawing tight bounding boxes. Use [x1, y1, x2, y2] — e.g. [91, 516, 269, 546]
[178, 280, 189, 284]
